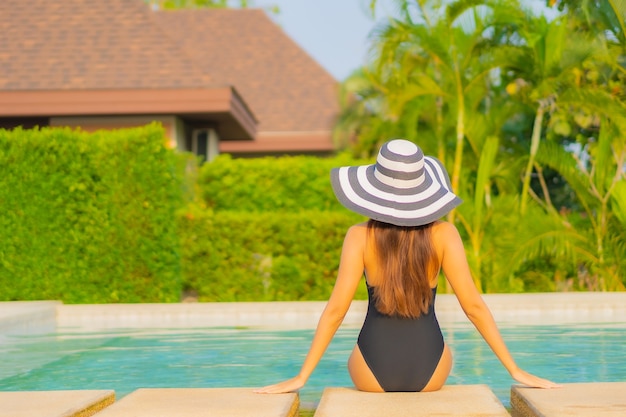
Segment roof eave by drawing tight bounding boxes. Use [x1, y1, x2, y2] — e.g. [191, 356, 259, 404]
[220, 131, 335, 154]
[0, 87, 257, 140]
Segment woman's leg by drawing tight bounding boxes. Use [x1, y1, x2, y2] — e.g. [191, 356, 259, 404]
[421, 343, 453, 392]
[347, 345, 384, 392]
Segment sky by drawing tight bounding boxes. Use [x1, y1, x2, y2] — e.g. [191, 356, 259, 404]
[254, 0, 393, 81]
[253, 0, 554, 81]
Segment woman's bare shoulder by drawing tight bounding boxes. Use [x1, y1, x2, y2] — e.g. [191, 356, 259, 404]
[346, 222, 369, 239]
[348, 221, 369, 231]
[432, 220, 460, 236]
[431, 221, 463, 251]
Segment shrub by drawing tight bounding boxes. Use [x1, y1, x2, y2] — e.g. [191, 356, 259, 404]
[179, 208, 368, 301]
[186, 152, 373, 301]
[0, 124, 182, 303]
[199, 152, 370, 212]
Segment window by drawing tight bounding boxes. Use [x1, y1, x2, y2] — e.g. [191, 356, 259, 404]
[192, 128, 219, 162]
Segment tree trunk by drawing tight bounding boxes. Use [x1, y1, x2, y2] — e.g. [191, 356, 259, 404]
[520, 105, 545, 214]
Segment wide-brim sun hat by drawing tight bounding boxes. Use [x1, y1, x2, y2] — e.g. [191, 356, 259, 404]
[330, 139, 462, 227]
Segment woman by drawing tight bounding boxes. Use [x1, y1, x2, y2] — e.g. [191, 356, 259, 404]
[255, 139, 559, 394]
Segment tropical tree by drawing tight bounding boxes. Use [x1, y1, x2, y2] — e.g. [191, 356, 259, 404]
[482, 101, 626, 292]
[334, 0, 626, 292]
[364, 0, 531, 223]
[347, 0, 544, 291]
[548, 0, 626, 49]
[147, 0, 246, 8]
[145, 0, 279, 13]
[501, 13, 598, 214]
[333, 68, 407, 158]
[535, 115, 626, 290]
[454, 135, 499, 290]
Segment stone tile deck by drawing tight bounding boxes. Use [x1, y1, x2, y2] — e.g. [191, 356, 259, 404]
[92, 388, 298, 417]
[313, 385, 510, 417]
[0, 390, 114, 417]
[511, 382, 626, 417]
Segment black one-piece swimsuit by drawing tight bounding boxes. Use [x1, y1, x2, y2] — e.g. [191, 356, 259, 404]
[357, 284, 444, 392]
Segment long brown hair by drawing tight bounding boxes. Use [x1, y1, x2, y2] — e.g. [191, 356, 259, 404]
[367, 219, 438, 318]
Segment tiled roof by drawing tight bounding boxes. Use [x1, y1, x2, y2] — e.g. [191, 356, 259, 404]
[0, 0, 339, 152]
[0, 0, 211, 90]
[153, 8, 339, 133]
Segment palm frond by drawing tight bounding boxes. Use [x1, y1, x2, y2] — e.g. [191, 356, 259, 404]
[610, 178, 626, 226]
[535, 141, 598, 216]
[498, 202, 596, 269]
[560, 88, 626, 135]
[592, 117, 617, 197]
[473, 135, 499, 225]
[604, 0, 626, 44]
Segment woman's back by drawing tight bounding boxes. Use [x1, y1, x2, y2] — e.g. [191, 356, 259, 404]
[362, 220, 447, 290]
[357, 220, 447, 391]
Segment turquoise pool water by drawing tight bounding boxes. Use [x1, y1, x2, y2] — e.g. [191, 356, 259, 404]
[1, 323, 624, 407]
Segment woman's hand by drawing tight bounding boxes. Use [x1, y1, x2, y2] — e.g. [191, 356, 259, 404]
[510, 368, 562, 389]
[253, 376, 306, 394]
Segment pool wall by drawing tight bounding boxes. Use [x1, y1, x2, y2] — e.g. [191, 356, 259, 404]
[0, 301, 59, 335]
[2, 292, 625, 333]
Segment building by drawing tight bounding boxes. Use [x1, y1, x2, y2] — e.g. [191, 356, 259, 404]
[0, 0, 340, 159]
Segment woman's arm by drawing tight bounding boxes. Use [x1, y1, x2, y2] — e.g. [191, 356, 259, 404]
[436, 222, 560, 389]
[254, 224, 366, 394]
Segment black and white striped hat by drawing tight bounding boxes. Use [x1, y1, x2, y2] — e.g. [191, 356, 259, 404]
[330, 139, 462, 227]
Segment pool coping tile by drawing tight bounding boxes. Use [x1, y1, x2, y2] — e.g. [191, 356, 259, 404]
[0, 390, 115, 417]
[313, 385, 510, 417]
[92, 388, 298, 417]
[511, 382, 626, 417]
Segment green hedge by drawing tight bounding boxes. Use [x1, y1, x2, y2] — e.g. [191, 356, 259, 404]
[179, 208, 368, 301]
[0, 124, 183, 303]
[199, 153, 370, 212]
[186, 153, 372, 301]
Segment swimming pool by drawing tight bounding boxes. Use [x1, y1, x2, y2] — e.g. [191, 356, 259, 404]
[1, 323, 624, 407]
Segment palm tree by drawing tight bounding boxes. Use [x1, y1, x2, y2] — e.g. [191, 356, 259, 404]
[549, 0, 626, 48]
[333, 67, 410, 158]
[146, 0, 256, 10]
[488, 100, 626, 292]
[365, 0, 528, 224]
[536, 113, 626, 290]
[454, 135, 499, 290]
[497, 2, 626, 290]
[502, 13, 597, 214]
